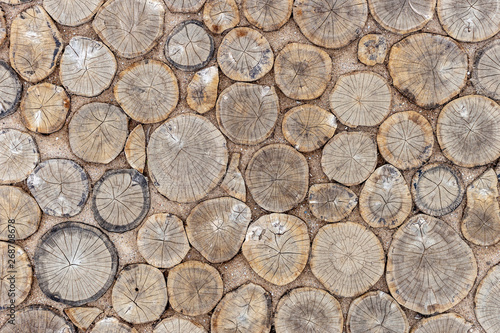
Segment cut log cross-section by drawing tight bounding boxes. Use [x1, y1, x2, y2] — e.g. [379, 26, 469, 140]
[0, 129, 39, 185]
[164, 0, 206, 12]
[308, 183, 358, 223]
[203, 0, 240, 34]
[90, 317, 137, 333]
[65, 307, 103, 331]
[0, 186, 41, 240]
[125, 125, 146, 173]
[154, 317, 207, 333]
[473, 40, 500, 100]
[43, 0, 105, 26]
[358, 34, 388, 66]
[0, 242, 32, 308]
[475, 265, 500, 333]
[187, 66, 219, 114]
[242, 0, 292, 31]
[0, 306, 75, 333]
[0, 60, 22, 120]
[221, 153, 247, 201]
[411, 313, 472, 333]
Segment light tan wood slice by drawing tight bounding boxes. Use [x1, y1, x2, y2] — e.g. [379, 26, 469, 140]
[475, 264, 500, 333]
[410, 313, 472, 333]
[187, 66, 219, 114]
[165, 0, 206, 12]
[242, 213, 309, 286]
[0, 9, 6, 47]
[0, 242, 32, 308]
[0, 60, 22, 120]
[0, 129, 39, 185]
[90, 317, 138, 333]
[0, 305, 75, 333]
[0, 186, 40, 241]
[65, 307, 103, 331]
[43, 0, 105, 26]
[9, 6, 62, 83]
[358, 34, 388, 66]
[242, 0, 292, 31]
[221, 153, 246, 201]
[125, 125, 146, 173]
[203, 0, 239, 34]
[473, 40, 500, 100]
[308, 183, 357, 223]
[154, 316, 207, 333]
[0, 0, 32, 4]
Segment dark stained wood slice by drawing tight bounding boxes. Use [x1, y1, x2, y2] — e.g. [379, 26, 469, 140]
[475, 264, 500, 333]
[0, 129, 39, 185]
[164, 0, 206, 12]
[0, 242, 32, 308]
[187, 66, 219, 114]
[90, 317, 138, 333]
[43, 0, 104, 26]
[221, 153, 246, 201]
[0, 186, 41, 241]
[0, 60, 21, 119]
[64, 307, 103, 331]
[473, 40, 500, 100]
[308, 183, 357, 223]
[0, 305, 75, 333]
[242, 0, 292, 31]
[125, 125, 146, 173]
[411, 313, 472, 333]
[358, 34, 388, 66]
[203, 0, 239, 34]
[154, 316, 207, 333]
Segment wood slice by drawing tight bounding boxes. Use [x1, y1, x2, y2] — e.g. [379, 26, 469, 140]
[462, 169, 500, 246]
[65, 307, 102, 331]
[242, 0, 292, 31]
[310, 222, 385, 298]
[0, 0, 32, 4]
[27, 158, 89, 217]
[274, 287, 343, 333]
[114, 60, 179, 124]
[437, 95, 500, 167]
[410, 313, 472, 333]
[43, 0, 105, 26]
[10, 6, 62, 83]
[165, 0, 206, 12]
[246, 144, 308, 212]
[34, 221, 118, 306]
[0, 242, 32, 308]
[148, 113, 228, 203]
[203, 0, 239, 34]
[411, 163, 464, 216]
[216, 83, 279, 145]
[217, 27, 274, 82]
[377, 111, 434, 170]
[329, 72, 392, 127]
[0, 129, 39, 184]
[308, 183, 357, 223]
[154, 316, 207, 333]
[358, 34, 388, 66]
[221, 153, 246, 201]
[275, 43, 332, 100]
[0, 9, 4, 47]
[293, 0, 368, 49]
[321, 131, 378, 186]
[387, 214, 477, 315]
[112, 263, 167, 324]
[388, 33, 467, 109]
[0, 60, 22, 120]
[165, 20, 214, 72]
[167, 261, 223, 316]
[0, 186, 41, 241]
[475, 264, 500, 333]
[68, 102, 128, 164]
[93, 0, 165, 58]
[187, 66, 219, 114]
[125, 125, 146, 173]
[242, 213, 309, 286]
[473, 40, 500, 100]
[0, 305, 75, 333]
[90, 317, 138, 333]
[368, 0, 436, 34]
[359, 164, 412, 229]
[212, 283, 271, 333]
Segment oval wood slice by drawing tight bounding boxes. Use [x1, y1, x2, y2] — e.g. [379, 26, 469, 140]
[473, 40, 500, 100]
[0, 129, 39, 184]
[242, 0, 292, 31]
[154, 316, 207, 333]
[167, 261, 223, 316]
[0, 186, 41, 240]
[475, 265, 500, 333]
[308, 183, 357, 223]
[246, 144, 308, 212]
[329, 72, 392, 127]
[65, 307, 103, 331]
[148, 113, 228, 203]
[310, 222, 385, 298]
[218, 27, 273, 82]
[388, 33, 467, 109]
[91, 317, 138, 333]
[165, 0, 206, 12]
[293, 0, 367, 49]
[0, 305, 75, 333]
[68, 102, 128, 164]
[275, 287, 343, 333]
[43, 0, 105, 26]
[411, 313, 472, 333]
[203, 0, 239, 34]
[0, 242, 32, 308]
[0, 60, 22, 120]
[216, 83, 279, 145]
[125, 125, 146, 173]
[187, 66, 219, 114]
[358, 34, 388, 66]
[242, 213, 310, 286]
[27, 159, 89, 217]
[221, 153, 246, 201]
[34, 221, 118, 306]
[112, 263, 167, 324]
[93, 0, 165, 58]
[387, 214, 477, 315]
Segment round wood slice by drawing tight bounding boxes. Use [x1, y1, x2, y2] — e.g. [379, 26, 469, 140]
[65, 307, 102, 331]
[216, 83, 279, 145]
[473, 40, 500, 100]
[246, 144, 308, 212]
[0, 0, 32, 3]
[68, 102, 128, 164]
[218, 27, 274, 82]
[91, 317, 137, 333]
[154, 316, 207, 333]
[310, 222, 385, 298]
[43, 0, 105, 26]
[308, 183, 358, 223]
[0, 129, 39, 185]
[27, 158, 89, 218]
[125, 125, 146, 173]
[242, 213, 310, 286]
[164, 0, 206, 13]
[293, 0, 368, 49]
[411, 313, 472, 333]
[0, 305, 75, 333]
[203, 0, 239, 34]
[34, 221, 118, 306]
[358, 34, 388, 66]
[0, 185, 41, 241]
[475, 264, 500, 333]
[0, 242, 32, 308]
[221, 153, 246, 201]
[388, 33, 467, 109]
[148, 113, 228, 203]
[93, 0, 165, 58]
[167, 261, 223, 316]
[242, 0, 292, 31]
[187, 66, 219, 114]
[0, 60, 21, 120]
[114, 60, 179, 124]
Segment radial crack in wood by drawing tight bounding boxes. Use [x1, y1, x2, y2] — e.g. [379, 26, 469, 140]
[0, 186, 41, 241]
[64, 307, 102, 331]
[221, 153, 246, 201]
[164, 0, 206, 13]
[203, 0, 239, 34]
[125, 125, 146, 173]
[0, 129, 39, 185]
[308, 183, 357, 223]
[0, 242, 32, 308]
[43, 0, 105, 26]
[154, 316, 207, 333]
[358, 34, 388, 66]
[90, 317, 138, 333]
[475, 264, 500, 333]
[473, 40, 500, 100]
[242, 0, 292, 31]
[410, 313, 472, 333]
[0, 60, 21, 120]
[0, 305, 75, 333]
[187, 66, 219, 114]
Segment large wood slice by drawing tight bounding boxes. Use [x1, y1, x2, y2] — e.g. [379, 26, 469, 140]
[473, 40, 500, 100]
[475, 264, 500, 333]
[0, 305, 75, 333]
[90, 317, 137, 333]
[0, 242, 32, 308]
[242, 0, 292, 31]
[0, 129, 39, 184]
[43, 0, 105, 26]
[411, 313, 472, 333]
[0, 186, 41, 240]
[0, 60, 22, 120]
[165, 0, 206, 12]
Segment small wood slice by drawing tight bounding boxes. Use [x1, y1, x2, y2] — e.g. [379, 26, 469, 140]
[221, 153, 246, 201]
[65, 307, 102, 331]
[0, 0, 32, 3]
[411, 313, 472, 333]
[377, 111, 434, 170]
[0, 129, 39, 185]
[437, 95, 500, 167]
[293, 0, 368, 49]
[310, 222, 385, 298]
[187, 66, 219, 114]
[0, 242, 32, 308]
[34, 221, 118, 306]
[148, 113, 228, 203]
[0, 305, 75, 333]
[358, 34, 388, 66]
[112, 263, 168, 324]
[167, 261, 223, 316]
[114, 60, 179, 124]
[388, 33, 467, 109]
[68, 102, 128, 164]
[43, 0, 104, 26]
[27, 159, 89, 218]
[164, 0, 206, 12]
[411, 163, 464, 216]
[93, 0, 165, 58]
[212, 283, 271, 333]
[216, 83, 279, 145]
[347, 291, 409, 333]
[203, 0, 239, 34]
[275, 287, 343, 333]
[475, 265, 500, 333]
[125, 125, 146, 173]
[10, 6, 63, 83]
[217, 27, 274, 82]
[186, 197, 251, 263]
[473, 40, 500, 100]
[0, 186, 41, 241]
[321, 131, 378, 186]
[246, 144, 309, 212]
[368, 0, 436, 34]
[242, 0, 292, 31]
[387, 214, 477, 315]
[0, 9, 5, 46]
[329, 72, 392, 128]
[91, 317, 138, 333]
[0, 60, 22, 120]
[308, 183, 357, 223]
[359, 164, 412, 229]
[154, 316, 207, 333]
[282, 104, 337, 153]
[242, 213, 310, 286]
